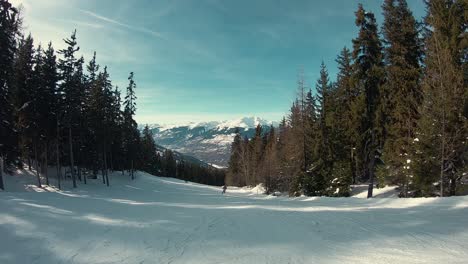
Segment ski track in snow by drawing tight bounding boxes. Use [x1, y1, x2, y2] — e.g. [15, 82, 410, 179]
[1, 171, 468, 264]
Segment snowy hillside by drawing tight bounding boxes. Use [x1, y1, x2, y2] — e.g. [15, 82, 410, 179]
[146, 116, 277, 167]
[1, 171, 468, 264]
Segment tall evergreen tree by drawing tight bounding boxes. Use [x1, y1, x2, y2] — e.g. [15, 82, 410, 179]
[99, 67, 113, 186]
[304, 63, 333, 196]
[123, 71, 139, 180]
[249, 124, 263, 186]
[140, 125, 157, 174]
[163, 149, 177, 177]
[13, 35, 41, 185]
[351, 4, 385, 198]
[286, 70, 312, 195]
[83, 51, 100, 176]
[381, 0, 422, 196]
[333, 47, 356, 185]
[0, 0, 21, 189]
[31, 44, 47, 185]
[261, 126, 279, 193]
[58, 30, 81, 188]
[304, 89, 318, 169]
[276, 117, 290, 192]
[108, 86, 124, 173]
[39, 43, 58, 186]
[414, 0, 467, 197]
[226, 128, 243, 186]
[287, 100, 305, 195]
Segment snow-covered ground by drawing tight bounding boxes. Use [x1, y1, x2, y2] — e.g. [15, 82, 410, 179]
[351, 184, 399, 198]
[1, 171, 468, 264]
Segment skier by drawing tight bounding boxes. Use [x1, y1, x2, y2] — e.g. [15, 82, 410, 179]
[222, 185, 227, 195]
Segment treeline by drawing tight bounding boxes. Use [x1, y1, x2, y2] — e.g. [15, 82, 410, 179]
[0, 0, 224, 189]
[140, 125, 225, 186]
[227, 0, 467, 198]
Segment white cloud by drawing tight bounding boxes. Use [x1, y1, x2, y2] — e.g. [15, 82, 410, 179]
[79, 9, 166, 39]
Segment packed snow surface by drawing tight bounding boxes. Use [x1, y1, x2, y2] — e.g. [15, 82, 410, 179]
[1, 171, 468, 264]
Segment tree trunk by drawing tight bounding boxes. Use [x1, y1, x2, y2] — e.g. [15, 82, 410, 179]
[404, 170, 409, 198]
[45, 142, 49, 185]
[103, 140, 109, 186]
[56, 137, 61, 190]
[367, 133, 376, 198]
[350, 147, 356, 184]
[83, 165, 87, 185]
[101, 150, 106, 185]
[131, 159, 134, 180]
[440, 143, 445, 197]
[34, 141, 42, 188]
[78, 165, 82, 182]
[109, 150, 114, 172]
[367, 153, 375, 198]
[449, 175, 456, 196]
[0, 155, 5, 190]
[77, 129, 82, 182]
[104, 148, 109, 187]
[28, 157, 31, 170]
[69, 127, 76, 188]
[440, 107, 446, 197]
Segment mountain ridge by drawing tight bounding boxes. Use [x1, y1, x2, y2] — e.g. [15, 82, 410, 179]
[143, 116, 278, 167]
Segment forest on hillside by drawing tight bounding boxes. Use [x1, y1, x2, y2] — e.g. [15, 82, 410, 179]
[0, 0, 224, 190]
[226, 0, 467, 198]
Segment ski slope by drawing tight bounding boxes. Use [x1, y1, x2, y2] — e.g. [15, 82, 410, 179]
[1, 171, 468, 264]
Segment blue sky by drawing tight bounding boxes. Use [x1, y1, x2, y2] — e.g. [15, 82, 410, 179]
[11, 0, 426, 124]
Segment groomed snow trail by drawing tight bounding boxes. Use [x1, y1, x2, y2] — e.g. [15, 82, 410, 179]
[1, 172, 468, 264]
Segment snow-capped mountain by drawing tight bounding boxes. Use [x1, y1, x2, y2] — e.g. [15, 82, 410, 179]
[146, 117, 277, 167]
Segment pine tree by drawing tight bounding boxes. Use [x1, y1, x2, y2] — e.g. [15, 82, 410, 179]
[240, 135, 251, 186]
[284, 70, 314, 195]
[88, 61, 106, 181]
[108, 86, 124, 173]
[316, 62, 330, 126]
[32, 44, 48, 185]
[39, 43, 58, 186]
[249, 124, 263, 186]
[163, 149, 176, 177]
[304, 89, 318, 169]
[83, 51, 99, 177]
[316, 62, 332, 151]
[297, 69, 308, 173]
[123, 71, 139, 180]
[262, 126, 279, 193]
[287, 101, 305, 195]
[276, 117, 289, 191]
[0, 0, 21, 189]
[58, 30, 81, 188]
[226, 128, 243, 186]
[381, 0, 422, 196]
[100, 66, 113, 186]
[414, 0, 467, 197]
[141, 124, 157, 173]
[334, 47, 356, 181]
[351, 4, 385, 198]
[13, 35, 40, 186]
[304, 63, 333, 196]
